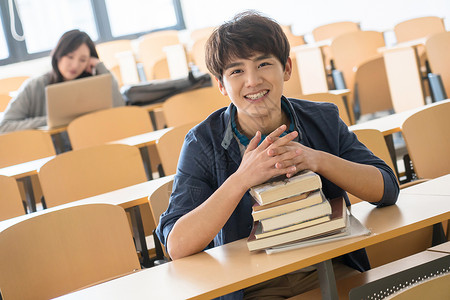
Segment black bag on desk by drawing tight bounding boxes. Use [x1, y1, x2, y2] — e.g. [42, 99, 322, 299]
[121, 72, 212, 106]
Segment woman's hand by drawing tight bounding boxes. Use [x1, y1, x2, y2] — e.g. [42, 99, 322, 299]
[85, 57, 100, 74]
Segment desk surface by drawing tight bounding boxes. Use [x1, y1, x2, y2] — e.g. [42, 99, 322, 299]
[428, 241, 450, 254]
[401, 174, 450, 196]
[108, 127, 172, 148]
[0, 175, 174, 233]
[56, 190, 450, 300]
[349, 99, 450, 135]
[0, 156, 54, 179]
[0, 127, 171, 180]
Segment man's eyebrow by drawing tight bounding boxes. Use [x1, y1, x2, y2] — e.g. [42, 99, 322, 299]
[224, 55, 273, 70]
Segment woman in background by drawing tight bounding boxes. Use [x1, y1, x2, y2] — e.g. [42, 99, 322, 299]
[0, 29, 124, 133]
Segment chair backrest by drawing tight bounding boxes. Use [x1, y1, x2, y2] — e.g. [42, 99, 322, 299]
[312, 21, 360, 69]
[0, 204, 140, 300]
[351, 129, 397, 177]
[156, 122, 196, 176]
[96, 39, 133, 69]
[354, 56, 393, 117]
[148, 179, 174, 227]
[190, 36, 210, 73]
[331, 31, 385, 111]
[401, 101, 450, 179]
[283, 55, 303, 98]
[0, 76, 30, 95]
[0, 130, 56, 168]
[281, 25, 305, 47]
[425, 31, 450, 97]
[162, 86, 230, 127]
[0, 93, 12, 111]
[296, 92, 352, 126]
[394, 16, 445, 44]
[189, 26, 215, 43]
[0, 175, 25, 221]
[312, 21, 360, 42]
[137, 30, 180, 81]
[67, 106, 153, 150]
[38, 144, 148, 207]
[151, 56, 171, 80]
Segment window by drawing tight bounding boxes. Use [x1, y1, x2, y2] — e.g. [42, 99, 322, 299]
[0, 0, 184, 65]
[105, 0, 178, 37]
[0, 19, 8, 59]
[15, 0, 98, 54]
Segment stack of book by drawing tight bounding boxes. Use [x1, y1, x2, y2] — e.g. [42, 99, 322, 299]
[247, 170, 368, 252]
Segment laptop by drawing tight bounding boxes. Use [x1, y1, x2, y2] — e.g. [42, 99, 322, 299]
[45, 73, 113, 129]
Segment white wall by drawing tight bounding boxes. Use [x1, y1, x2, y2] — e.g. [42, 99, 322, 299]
[181, 0, 450, 35]
[1, 0, 449, 79]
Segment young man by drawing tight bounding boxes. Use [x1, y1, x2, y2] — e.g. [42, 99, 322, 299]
[156, 11, 399, 299]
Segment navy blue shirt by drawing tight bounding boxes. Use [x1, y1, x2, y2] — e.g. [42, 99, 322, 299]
[156, 97, 399, 299]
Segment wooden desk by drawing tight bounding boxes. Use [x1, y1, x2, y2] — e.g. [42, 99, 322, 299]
[428, 241, 450, 254]
[108, 127, 172, 149]
[55, 191, 450, 300]
[349, 99, 450, 177]
[401, 174, 450, 196]
[0, 156, 54, 212]
[292, 40, 331, 95]
[109, 127, 172, 179]
[0, 175, 174, 267]
[380, 38, 428, 113]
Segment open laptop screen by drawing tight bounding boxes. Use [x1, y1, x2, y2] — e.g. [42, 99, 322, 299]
[45, 74, 113, 129]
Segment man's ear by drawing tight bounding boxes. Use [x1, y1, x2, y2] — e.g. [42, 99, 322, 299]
[283, 57, 293, 82]
[215, 77, 228, 96]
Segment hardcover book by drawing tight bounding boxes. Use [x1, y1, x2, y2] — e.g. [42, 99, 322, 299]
[247, 196, 347, 252]
[252, 190, 326, 222]
[249, 170, 322, 205]
[259, 195, 331, 232]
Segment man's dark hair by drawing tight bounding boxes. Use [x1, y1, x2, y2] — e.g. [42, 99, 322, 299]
[205, 10, 290, 84]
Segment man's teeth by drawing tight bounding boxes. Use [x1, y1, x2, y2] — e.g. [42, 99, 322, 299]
[246, 90, 267, 100]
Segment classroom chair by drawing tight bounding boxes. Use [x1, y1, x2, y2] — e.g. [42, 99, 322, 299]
[281, 25, 305, 48]
[425, 31, 450, 99]
[67, 106, 154, 150]
[0, 204, 141, 300]
[311, 21, 360, 72]
[67, 105, 159, 182]
[37, 143, 157, 266]
[156, 122, 197, 176]
[353, 56, 393, 119]
[136, 30, 180, 81]
[330, 31, 386, 121]
[401, 101, 450, 180]
[0, 76, 29, 95]
[162, 86, 230, 127]
[0, 175, 26, 221]
[96, 39, 134, 70]
[0, 130, 56, 211]
[151, 56, 172, 80]
[0, 93, 11, 112]
[38, 144, 148, 207]
[283, 55, 303, 98]
[393, 16, 445, 85]
[189, 26, 215, 43]
[393, 16, 445, 44]
[350, 128, 434, 268]
[296, 92, 352, 126]
[148, 178, 174, 263]
[312, 21, 360, 43]
[190, 36, 210, 74]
